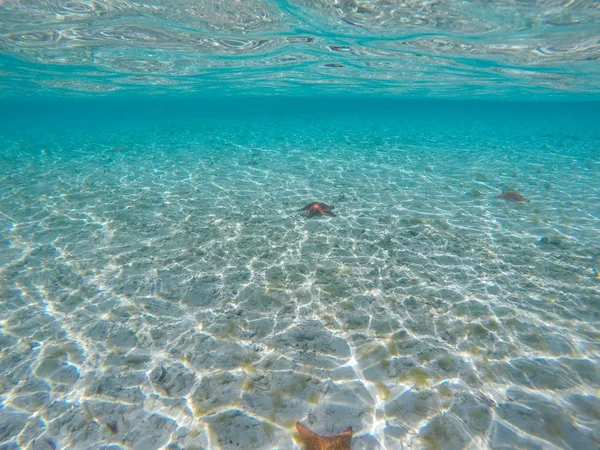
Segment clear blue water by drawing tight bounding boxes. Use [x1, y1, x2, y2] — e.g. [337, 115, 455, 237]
[1, 100, 599, 449]
[1, 2, 600, 450]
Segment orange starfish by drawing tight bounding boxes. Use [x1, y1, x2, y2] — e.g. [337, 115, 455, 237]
[496, 191, 530, 202]
[296, 422, 353, 450]
[300, 202, 336, 218]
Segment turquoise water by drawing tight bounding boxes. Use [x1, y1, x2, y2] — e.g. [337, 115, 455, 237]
[1, 1, 600, 450]
[1, 100, 599, 449]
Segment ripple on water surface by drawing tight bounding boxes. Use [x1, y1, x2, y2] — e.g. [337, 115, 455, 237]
[0, 0, 599, 96]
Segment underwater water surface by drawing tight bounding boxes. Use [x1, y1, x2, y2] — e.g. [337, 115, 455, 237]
[0, 100, 599, 449]
[0, 0, 599, 98]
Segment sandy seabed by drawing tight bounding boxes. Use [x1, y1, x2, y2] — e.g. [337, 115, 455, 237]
[1, 115, 599, 449]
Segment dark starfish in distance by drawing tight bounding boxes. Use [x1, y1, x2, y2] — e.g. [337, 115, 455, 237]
[496, 191, 530, 202]
[296, 422, 353, 450]
[300, 202, 336, 218]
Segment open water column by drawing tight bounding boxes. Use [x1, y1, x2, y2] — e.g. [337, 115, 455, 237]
[0, 1, 599, 449]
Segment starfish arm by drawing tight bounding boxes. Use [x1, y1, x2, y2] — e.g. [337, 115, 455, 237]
[296, 423, 353, 450]
[296, 422, 321, 450]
